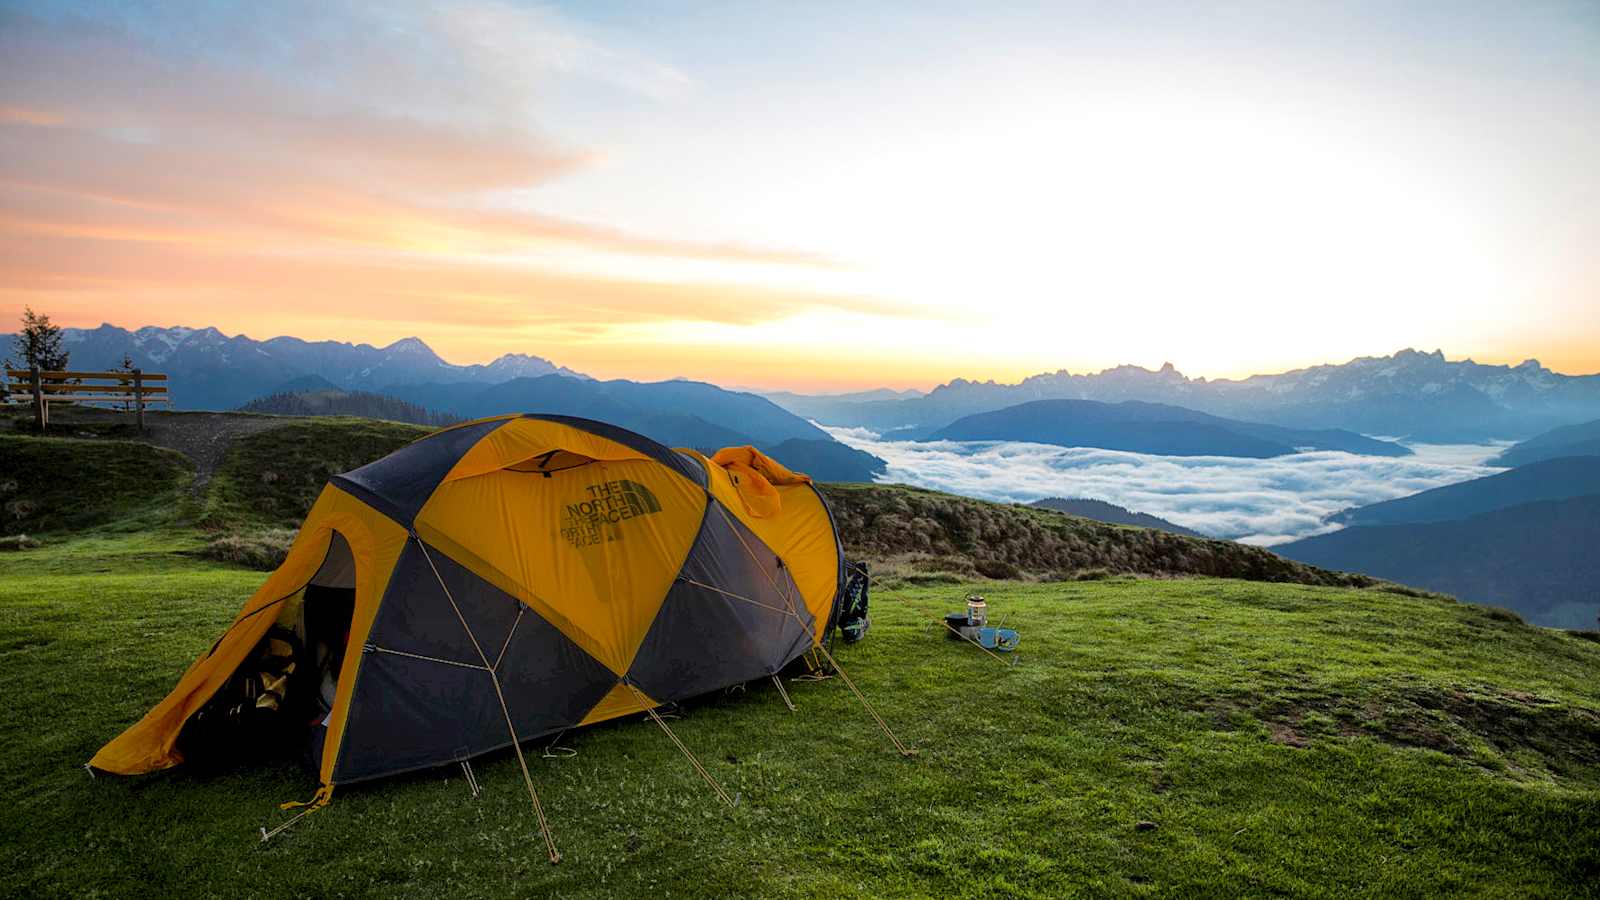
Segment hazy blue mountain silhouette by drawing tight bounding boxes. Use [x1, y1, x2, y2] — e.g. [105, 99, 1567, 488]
[766, 439, 888, 483]
[1277, 495, 1600, 629]
[1493, 418, 1600, 467]
[1328, 456, 1600, 527]
[927, 399, 1411, 458]
[378, 375, 888, 481]
[768, 349, 1600, 442]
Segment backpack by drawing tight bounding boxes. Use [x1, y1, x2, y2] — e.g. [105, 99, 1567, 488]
[836, 560, 870, 643]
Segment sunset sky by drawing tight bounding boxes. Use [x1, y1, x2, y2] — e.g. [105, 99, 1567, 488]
[2, 1, 1596, 390]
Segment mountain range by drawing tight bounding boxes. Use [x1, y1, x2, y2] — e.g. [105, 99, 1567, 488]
[928, 399, 1410, 457]
[1278, 495, 1600, 630]
[762, 387, 925, 406]
[1, 323, 586, 411]
[1325, 456, 1600, 528]
[1492, 418, 1600, 467]
[0, 323, 887, 481]
[769, 349, 1600, 442]
[1279, 455, 1600, 627]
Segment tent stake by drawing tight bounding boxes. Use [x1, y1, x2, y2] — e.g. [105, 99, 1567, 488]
[459, 759, 482, 799]
[771, 675, 797, 712]
[259, 805, 319, 843]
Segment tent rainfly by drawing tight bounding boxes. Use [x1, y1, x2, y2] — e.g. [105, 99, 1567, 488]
[91, 414, 908, 857]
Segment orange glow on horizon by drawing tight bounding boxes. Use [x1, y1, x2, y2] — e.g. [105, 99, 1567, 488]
[2, 2, 1595, 392]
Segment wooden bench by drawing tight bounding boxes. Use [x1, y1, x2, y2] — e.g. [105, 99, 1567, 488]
[3, 368, 170, 432]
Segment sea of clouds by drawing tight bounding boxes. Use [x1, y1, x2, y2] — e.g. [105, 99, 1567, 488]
[822, 426, 1510, 545]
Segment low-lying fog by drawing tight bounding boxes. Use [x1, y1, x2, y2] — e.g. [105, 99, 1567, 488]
[822, 426, 1509, 545]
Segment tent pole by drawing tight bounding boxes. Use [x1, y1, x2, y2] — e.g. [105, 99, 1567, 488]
[814, 643, 916, 758]
[625, 684, 737, 807]
[415, 537, 562, 863]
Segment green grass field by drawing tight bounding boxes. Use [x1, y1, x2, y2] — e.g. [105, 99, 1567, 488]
[3, 531, 1597, 898]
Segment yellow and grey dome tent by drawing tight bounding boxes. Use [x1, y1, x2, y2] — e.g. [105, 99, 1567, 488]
[91, 414, 891, 853]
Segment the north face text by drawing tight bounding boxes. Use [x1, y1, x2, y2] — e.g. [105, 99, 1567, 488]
[561, 480, 663, 548]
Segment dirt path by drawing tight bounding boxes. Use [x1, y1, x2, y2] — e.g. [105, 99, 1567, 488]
[25, 407, 288, 499]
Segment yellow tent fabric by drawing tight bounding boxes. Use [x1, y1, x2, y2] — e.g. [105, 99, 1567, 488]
[91, 414, 844, 791]
[90, 486, 408, 778]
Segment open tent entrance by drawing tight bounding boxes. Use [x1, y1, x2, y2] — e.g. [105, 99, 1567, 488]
[175, 531, 358, 773]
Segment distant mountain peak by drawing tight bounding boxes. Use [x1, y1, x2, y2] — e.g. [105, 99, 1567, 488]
[797, 346, 1600, 444]
[383, 336, 434, 354]
[1392, 347, 1447, 364]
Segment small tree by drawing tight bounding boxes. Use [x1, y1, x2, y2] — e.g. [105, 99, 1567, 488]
[13, 307, 70, 371]
[116, 352, 135, 411]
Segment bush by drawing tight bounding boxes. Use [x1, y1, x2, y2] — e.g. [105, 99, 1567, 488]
[199, 529, 297, 570]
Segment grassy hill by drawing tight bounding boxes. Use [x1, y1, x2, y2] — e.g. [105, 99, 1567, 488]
[2, 409, 1597, 894]
[3, 537, 1597, 896]
[822, 483, 1379, 590]
[1, 434, 194, 535]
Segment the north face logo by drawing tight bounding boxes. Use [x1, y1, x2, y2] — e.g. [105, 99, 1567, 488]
[560, 479, 662, 548]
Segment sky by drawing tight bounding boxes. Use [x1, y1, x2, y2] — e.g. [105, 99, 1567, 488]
[1, 1, 1596, 390]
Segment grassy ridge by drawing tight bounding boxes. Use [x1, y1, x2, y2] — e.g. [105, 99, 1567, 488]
[822, 483, 1381, 590]
[0, 435, 193, 534]
[1, 539, 1596, 896]
[201, 418, 428, 528]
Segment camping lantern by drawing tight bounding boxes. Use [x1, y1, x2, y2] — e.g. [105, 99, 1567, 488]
[966, 595, 987, 626]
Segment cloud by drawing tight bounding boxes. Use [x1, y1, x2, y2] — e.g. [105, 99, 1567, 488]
[0, 0, 859, 349]
[824, 426, 1510, 545]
